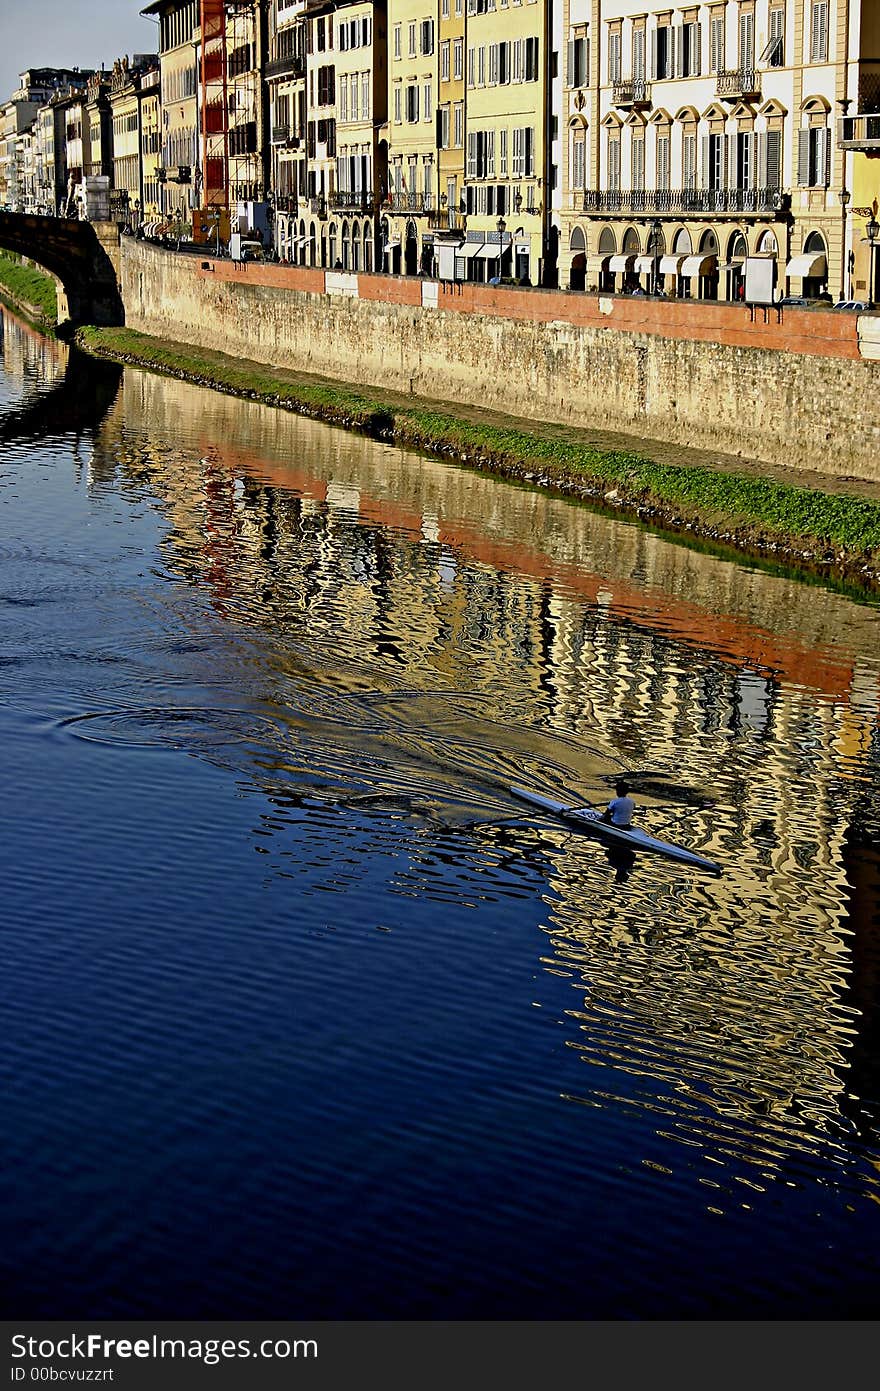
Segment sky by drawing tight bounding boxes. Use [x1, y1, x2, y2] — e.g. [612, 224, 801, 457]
[0, 0, 158, 103]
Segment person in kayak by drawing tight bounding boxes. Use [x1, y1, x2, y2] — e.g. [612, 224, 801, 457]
[602, 781, 635, 829]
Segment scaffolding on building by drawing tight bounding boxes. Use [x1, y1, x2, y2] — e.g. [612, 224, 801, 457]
[200, 0, 260, 213]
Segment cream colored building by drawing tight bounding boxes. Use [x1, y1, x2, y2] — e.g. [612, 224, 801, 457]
[434, 0, 466, 241]
[268, 0, 309, 254]
[142, 0, 199, 221]
[328, 1, 387, 270]
[138, 67, 163, 221]
[459, 0, 550, 284]
[384, 3, 439, 272]
[560, 1, 856, 303]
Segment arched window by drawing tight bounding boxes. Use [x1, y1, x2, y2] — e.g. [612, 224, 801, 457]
[363, 222, 373, 273]
[341, 219, 350, 269]
[724, 230, 748, 301]
[351, 220, 361, 271]
[787, 229, 828, 298]
[569, 225, 587, 290]
[673, 228, 692, 255]
[569, 117, 587, 194]
[798, 97, 831, 189]
[308, 222, 317, 267]
[328, 222, 337, 268]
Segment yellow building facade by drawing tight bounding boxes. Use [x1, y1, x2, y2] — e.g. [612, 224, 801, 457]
[384, 3, 439, 272]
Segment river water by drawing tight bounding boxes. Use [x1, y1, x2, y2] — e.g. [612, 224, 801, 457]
[2, 305, 879, 1319]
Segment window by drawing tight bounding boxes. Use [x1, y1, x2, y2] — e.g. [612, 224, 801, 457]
[524, 37, 539, 81]
[810, 1, 828, 63]
[798, 124, 829, 185]
[607, 133, 620, 190]
[468, 47, 475, 88]
[655, 24, 673, 79]
[680, 21, 700, 77]
[512, 126, 534, 177]
[454, 103, 463, 148]
[441, 40, 450, 83]
[362, 73, 370, 119]
[394, 25, 401, 61]
[706, 132, 725, 190]
[421, 19, 434, 57]
[571, 132, 585, 189]
[761, 8, 784, 66]
[761, 127, 782, 188]
[409, 22, 417, 58]
[442, 0, 450, 17]
[682, 132, 696, 189]
[394, 86, 402, 123]
[656, 131, 670, 188]
[439, 104, 450, 148]
[709, 12, 724, 73]
[454, 40, 463, 80]
[489, 44, 499, 85]
[608, 30, 621, 83]
[739, 8, 754, 69]
[478, 47, 486, 86]
[405, 84, 419, 122]
[567, 35, 588, 88]
[317, 65, 335, 106]
[632, 135, 645, 190]
[423, 82, 432, 119]
[736, 130, 754, 188]
[500, 127, 508, 176]
[633, 27, 646, 81]
[350, 73, 359, 122]
[340, 81, 348, 122]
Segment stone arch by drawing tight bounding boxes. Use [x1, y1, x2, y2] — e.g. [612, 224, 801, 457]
[569, 224, 587, 290]
[672, 227, 692, 255]
[598, 226, 616, 252]
[622, 225, 641, 253]
[363, 220, 373, 272]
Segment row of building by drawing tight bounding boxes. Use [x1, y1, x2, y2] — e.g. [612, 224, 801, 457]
[1, 1, 879, 302]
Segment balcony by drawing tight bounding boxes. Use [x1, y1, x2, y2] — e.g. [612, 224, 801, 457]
[716, 68, 759, 100]
[271, 124, 290, 145]
[389, 191, 433, 213]
[273, 193, 298, 214]
[266, 54, 305, 82]
[838, 112, 880, 151]
[612, 78, 651, 109]
[309, 195, 327, 217]
[582, 187, 787, 216]
[427, 206, 462, 231]
[330, 190, 375, 212]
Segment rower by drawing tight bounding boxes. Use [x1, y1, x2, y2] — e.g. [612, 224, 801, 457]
[601, 781, 635, 829]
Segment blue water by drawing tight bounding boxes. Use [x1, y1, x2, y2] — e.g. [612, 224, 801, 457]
[2, 307, 880, 1317]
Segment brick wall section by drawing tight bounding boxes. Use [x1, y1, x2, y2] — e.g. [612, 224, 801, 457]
[122, 241, 880, 481]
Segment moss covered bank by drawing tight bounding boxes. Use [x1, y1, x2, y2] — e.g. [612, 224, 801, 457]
[76, 323, 880, 592]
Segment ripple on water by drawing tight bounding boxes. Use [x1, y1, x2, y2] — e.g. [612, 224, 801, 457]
[55, 706, 282, 752]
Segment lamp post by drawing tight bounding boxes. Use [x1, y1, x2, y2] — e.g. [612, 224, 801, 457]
[650, 217, 662, 295]
[496, 214, 506, 283]
[867, 215, 879, 307]
[838, 188, 850, 300]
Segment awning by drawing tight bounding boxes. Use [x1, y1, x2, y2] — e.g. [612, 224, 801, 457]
[785, 252, 827, 278]
[585, 253, 610, 273]
[680, 253, 718, 277]
[609, 253, 636, 272]
[383, 239, 400, 251]
[296, 236, 309, 246]
[658, 253, 687, 274]
[634, 255, 656, 274]
[474, 243, 504, 259]
[455, 243, 485, 259]
[719, 260, 744, 271]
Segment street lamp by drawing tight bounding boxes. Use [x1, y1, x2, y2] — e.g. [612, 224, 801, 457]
[649, 217, 662, 295]
[496, 214, 506, 282]
[838, 188, 850, 300]
[867, 215, 879, 307]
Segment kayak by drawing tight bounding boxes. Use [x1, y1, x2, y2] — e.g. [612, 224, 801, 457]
[510, 786, 722, 875]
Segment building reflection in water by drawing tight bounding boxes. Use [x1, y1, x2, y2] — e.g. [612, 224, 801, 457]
[87, 362, 880, 1207]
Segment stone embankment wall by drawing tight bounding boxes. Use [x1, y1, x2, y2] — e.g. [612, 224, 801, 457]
[121, 239, 880, 482]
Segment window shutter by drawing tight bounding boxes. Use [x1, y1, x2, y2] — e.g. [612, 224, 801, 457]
[821, 127, 830, 185]
[488, 130, 495, 177]
[567, 39, 575, 87]
[701, 134, 709, 189]
[766, 128, 781, 188]
[692, 23, 701, 77]
[797, 128, 810, 185]
[633, 28, 645, 81]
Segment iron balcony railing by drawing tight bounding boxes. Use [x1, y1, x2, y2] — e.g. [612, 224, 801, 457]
[309, 195, 326, 217]
[266, 55, 305, 82]
[716, 67, 759, 99]
[330, 190, 375, 211]
[582, 186, 785, 215]
[427, 206, 461, 230]
[389, 191, 433, 213]
[273, 193, 298, 213]
[612, 77, 651, 107]
[838, 112, 880, 151]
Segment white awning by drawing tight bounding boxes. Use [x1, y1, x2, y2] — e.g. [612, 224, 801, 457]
[383, 239, 400, 251]
[456, 242, 485, 259]
[609, 253, 636, 272]
[634, 255, 656, 274]
[658, 254, 687, 275]
[680, 254, 718, 277]
[585, 253, 610, 273]
[785, 252, 827, 278]
[475, 243, 503, 259]
[719, 260, 744, 271]
[296, 236, 309, 246]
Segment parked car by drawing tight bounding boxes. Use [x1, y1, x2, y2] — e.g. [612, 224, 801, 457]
[833, 299, 874, 311]
[777, 296, 813, 307]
